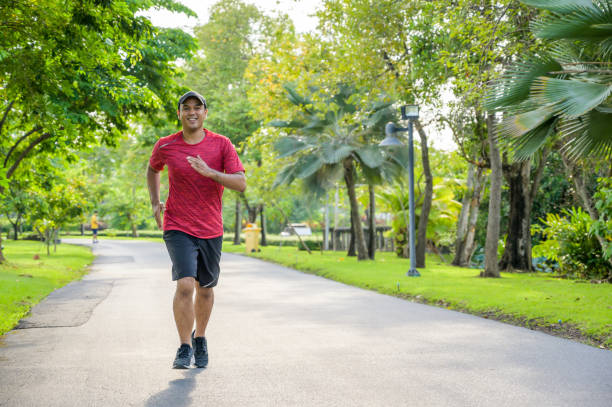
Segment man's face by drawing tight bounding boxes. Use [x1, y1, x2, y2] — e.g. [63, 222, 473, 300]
[178, 97, 207, 131]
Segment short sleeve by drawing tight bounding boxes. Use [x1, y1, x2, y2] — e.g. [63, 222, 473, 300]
[223, 138, 245, 174]
[149, 139, 165, 172]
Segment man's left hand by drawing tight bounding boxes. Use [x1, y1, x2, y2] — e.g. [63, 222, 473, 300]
[187, 155, 215, 178]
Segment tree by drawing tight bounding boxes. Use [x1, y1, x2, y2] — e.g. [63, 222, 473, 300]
[0, 0, 196, 193]
[31, 179, 88, 255]
[271, 84, 397, 260]
[486, 0, 612, 269]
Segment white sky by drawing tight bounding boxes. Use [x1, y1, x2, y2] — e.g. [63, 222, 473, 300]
[142, 0, 321, 34]
[143, 0, 456, 151]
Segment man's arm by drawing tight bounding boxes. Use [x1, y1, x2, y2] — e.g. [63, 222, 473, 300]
[146, 164, 165, 229]
[186, 155, 247, 192]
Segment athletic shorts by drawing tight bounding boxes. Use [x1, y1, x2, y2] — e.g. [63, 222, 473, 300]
[163, 230, 223, 287]
[92, 228, 98, 235]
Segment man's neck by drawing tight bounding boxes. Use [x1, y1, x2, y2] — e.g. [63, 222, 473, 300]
[182, 128, 205, 144]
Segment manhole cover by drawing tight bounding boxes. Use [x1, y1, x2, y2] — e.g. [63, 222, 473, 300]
[94, 255, 135, 264]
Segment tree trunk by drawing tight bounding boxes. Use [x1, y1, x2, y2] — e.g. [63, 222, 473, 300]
[499, 161, 532, 272]
[414, 120, 433, 268]
[483, 114, 502, 278]
[332, 186, 339, 251]
[126, 213, 138, 238]
[233, 198, 241, 245]
[461, 167, 486, 265]
[453, 164, 475, 265]
[344, 157, 368, 260]
[0, 231, 5, 263]
[367, 184, 376, 260]
[13, 222, 18, 240]
[348, 218, 356, 257]
[260, 204, 267, 246]
[80, 223, 85, 236]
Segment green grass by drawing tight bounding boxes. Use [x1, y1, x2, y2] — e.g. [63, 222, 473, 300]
[0, 240, 94, 335]
[223, 243, 612, 348]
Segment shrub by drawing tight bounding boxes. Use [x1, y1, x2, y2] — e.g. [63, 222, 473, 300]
[532, 207, 611, 281]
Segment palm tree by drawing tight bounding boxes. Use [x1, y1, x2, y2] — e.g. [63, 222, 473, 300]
[486, 0, 612, 160]
[270, 84, 399, 260]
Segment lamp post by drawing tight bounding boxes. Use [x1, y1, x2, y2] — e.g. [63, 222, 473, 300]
[380, 105, 420, 277]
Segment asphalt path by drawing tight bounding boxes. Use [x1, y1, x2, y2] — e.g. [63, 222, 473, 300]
[0, 239, 610, 406]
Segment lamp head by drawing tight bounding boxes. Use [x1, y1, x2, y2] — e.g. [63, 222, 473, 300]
[380, 122, 404, 146]
[401, 105, 419, 120]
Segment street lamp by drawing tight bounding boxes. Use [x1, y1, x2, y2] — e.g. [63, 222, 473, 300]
[380, 105, 420, 277]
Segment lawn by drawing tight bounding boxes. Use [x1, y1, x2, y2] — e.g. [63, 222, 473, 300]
[222, 243, 612, 348]
[0, 240, 94, 335]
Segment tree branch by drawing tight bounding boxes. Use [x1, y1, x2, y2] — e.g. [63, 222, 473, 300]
[0, 100, 15, 136]
[6, 132, 52, 179]
[4, 126, 42, 168]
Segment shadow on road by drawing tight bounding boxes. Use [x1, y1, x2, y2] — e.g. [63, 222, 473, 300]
[145, 368, 205, 407]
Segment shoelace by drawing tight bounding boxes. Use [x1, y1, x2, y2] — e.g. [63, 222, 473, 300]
[194, 339, 206, 353]
[177, 346, 191, 358]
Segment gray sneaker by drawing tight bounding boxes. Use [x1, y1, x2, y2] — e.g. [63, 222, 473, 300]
[191, 331, 208, 368]
[172, 344, 192, 369]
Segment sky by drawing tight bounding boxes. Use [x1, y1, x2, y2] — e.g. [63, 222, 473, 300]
[141, 0, 321, 34]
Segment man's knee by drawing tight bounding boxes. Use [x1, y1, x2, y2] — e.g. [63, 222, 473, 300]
[176, 277, 195, 298]
[195, 286, 213, 300]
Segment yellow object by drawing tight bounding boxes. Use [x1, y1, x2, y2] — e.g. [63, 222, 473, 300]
[91, 214, 98, 229]
[243, 223, 261, 253]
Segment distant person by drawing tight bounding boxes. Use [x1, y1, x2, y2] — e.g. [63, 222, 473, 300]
[146, 91, 246, 369]
[91, 211, 99, 244]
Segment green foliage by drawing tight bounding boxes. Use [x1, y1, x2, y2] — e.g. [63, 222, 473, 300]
[377, 176, 462, 257]
[533, 207, 612, 281]
[591, 177, 612, 260]
[0, 0, 196, 194]
[271, 84, 397, 194]
[487, 0, 612, 160]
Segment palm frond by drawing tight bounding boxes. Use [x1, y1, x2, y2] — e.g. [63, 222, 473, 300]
[354, 146, 385, 168]
[532, 77, 612, 118]
[269, 119, 306, 129]
[560, 110, 612, 158]
[521, 0, 597, 13]
[294, 154, 324, 178]
[531, 3, 612, 40]
[320, 142, 354, 164]
[315, 163, 344, 189]
[485, 56, 562, 110]
[273, 165, 296, 188]
[498, 105, 556, 137]
[360, 163, 383, 185]
[282, 84, 312, 108]
[601, 36, 612, 59]
[274, 137, 310, 158]
[502, 117, 558, 161]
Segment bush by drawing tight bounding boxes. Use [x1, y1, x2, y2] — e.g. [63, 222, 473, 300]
[297, 240, 322, 251]
[532, 207, 611, 281]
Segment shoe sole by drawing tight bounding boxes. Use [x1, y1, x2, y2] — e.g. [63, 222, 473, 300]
[172, 364, 190, 369]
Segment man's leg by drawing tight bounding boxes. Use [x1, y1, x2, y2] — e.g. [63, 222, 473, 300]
[173, 277, 196, 345]
[194, 284, 214, 337]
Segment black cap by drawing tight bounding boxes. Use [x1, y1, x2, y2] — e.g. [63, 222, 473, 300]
[178, 91, 207, 110]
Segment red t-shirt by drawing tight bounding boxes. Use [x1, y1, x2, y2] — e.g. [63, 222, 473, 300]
[149, 129, 244, 239]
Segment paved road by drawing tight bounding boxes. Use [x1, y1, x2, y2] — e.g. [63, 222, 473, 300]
[1, 239, 611, 406]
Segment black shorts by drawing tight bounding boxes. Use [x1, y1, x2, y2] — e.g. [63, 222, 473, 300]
[163, 230, 223, 287]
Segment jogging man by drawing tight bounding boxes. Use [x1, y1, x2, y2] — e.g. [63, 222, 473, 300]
[90, 211, 99, 244]
[146, 91, 246, 369]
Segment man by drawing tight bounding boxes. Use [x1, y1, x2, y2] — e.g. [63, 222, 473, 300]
[146, 91, 246, 369]
[90, 211, 99, 244]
